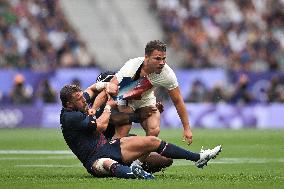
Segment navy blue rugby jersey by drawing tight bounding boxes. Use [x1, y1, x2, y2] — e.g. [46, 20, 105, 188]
[60, 92, 108, 166]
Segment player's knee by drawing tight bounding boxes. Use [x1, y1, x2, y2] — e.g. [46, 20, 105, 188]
[147, 127, 160, 136]
[145, 136, 161, 148]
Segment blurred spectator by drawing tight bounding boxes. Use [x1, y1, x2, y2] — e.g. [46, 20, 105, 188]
[185, 79, 208, 102]
[229, 74, 254, 104]
[208, 83, 227, 103]
[267, 76, 284, 102]
[279, 91, 284, 103]
[152, 0, 284, 71]
[0, 89, 2, 103]
[75, 41, 97, 67]
[37, 78, 57, 103]
[0, 0, 96, 70]
[9, 73, 33, 104]
[71, 78, 81, 88]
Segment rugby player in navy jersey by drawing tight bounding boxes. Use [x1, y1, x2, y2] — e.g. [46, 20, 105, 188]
[60, 82, 222, 179]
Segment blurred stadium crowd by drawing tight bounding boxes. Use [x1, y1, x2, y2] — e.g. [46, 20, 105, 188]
[151, 0, 284, 71]
[0, 0, 96, 70]
[0, 0, 284, 105]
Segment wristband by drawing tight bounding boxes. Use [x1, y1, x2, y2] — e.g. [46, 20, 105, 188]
[104, 105, 111, 113]
[95, 82, 106, 91]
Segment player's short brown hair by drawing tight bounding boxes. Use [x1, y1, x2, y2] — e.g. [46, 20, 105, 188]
[145, 40, 167, 56]
[60, 85, 81, 107]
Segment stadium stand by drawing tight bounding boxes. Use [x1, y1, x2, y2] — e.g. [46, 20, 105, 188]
[0, 0, 96, 70]
[0, 0, 283, 128]
[151, 0, 284, 103]
[151, 0, 284, 71]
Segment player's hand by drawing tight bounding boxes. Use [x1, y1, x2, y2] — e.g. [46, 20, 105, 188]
[183, 129, 193, 145]
[135, 106, 157, 122]
[156, 101, 164, 113]
[106, 94, 117, 108]
[88, 108, 96, 116]
[105, 82, 118, 96]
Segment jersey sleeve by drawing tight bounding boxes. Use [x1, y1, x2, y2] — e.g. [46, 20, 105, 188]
[83, 92, 92, 104]
[159, 64, 179, 90]
[115, 57, 144, 83]
[65, 111, 97, 131]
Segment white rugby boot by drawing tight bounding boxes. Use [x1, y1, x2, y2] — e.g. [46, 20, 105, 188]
[195, 145, 222, 169]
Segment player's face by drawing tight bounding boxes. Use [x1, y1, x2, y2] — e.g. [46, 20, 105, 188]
[146, 50, 166, 74]
[70, 91, 88, 112]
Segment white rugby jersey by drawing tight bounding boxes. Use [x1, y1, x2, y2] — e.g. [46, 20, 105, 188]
[115, 57, 178, 101]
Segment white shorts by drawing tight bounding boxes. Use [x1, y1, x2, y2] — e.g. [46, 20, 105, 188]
[117, 96, 156, 111]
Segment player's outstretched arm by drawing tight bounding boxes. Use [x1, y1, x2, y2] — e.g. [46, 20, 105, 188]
[168, 87, 193, 145]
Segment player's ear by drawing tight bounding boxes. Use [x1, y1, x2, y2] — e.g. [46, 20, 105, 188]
[145, 54, 150, 61]
[66, 101, 74, 109]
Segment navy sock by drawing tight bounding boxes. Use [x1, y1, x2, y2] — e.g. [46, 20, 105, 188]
[110, 163, 136, 179]
[156, 141, 200, 162]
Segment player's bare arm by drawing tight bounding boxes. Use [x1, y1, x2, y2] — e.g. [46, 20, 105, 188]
[85, 82, 118, 99]
[168, 87, 193, 145]
[88, 90, 108, 115]
[110, 76, 119, 86]
[95, 97, 117, 132]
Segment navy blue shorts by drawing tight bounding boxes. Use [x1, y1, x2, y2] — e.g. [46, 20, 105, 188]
[85, 139, 123, 176]
[103, 123, 115, 140]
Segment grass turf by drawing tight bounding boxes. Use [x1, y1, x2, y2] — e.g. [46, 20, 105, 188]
[0, 128, 283, 189]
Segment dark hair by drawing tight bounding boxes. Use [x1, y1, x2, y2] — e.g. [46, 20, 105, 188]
[60, 85, 81, 107]
[96, 71, 116, 82]
[145, 40, 167, 56]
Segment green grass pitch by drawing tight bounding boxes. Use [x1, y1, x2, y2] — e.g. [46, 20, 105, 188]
[0, 128, 283, 189]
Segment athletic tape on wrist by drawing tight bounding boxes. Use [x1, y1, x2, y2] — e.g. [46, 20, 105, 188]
[95, 82, 106, 91]
[105, 83, 110, 93]
[104, 105, 111, 112]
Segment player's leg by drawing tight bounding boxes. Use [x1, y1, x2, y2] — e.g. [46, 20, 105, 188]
[142, 152, 173, 173]
[91, 158, 153, 179]
[113, 105, 134, 138]
[120, 136, 161, 164]
[119, 136, 222, 168]
[132, 97, 161, 136]
[140, 108, 160, 136]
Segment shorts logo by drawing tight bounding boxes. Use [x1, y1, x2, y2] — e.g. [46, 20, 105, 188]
[109, 140, 116, 144]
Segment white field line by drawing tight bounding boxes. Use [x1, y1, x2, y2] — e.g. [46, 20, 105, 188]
[173, 158, 284, 166]
[0, 150, 283, 166]
[0, 150, 72, 154]
[15, 164, 81, 168]
[0, 156, 75, 160]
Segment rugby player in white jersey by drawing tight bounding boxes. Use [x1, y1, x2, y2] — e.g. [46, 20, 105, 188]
[110, 40, 193, 145]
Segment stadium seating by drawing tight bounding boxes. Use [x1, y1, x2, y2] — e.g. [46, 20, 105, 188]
[0, 0, 283, 128]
